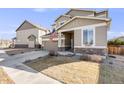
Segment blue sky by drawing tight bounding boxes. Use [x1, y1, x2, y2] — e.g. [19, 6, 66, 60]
[0, 8, 123, 40]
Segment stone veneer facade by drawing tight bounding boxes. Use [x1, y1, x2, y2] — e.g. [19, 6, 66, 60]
[58, 47, 72, 51]
[58, 47, 107, 56]
[74, 48, 107, 56]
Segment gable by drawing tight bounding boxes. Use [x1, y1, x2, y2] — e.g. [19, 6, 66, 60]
[56, 15, 71, 22]
[67, 10, 94, 17]
[16, 21, 37, 31]
[58, 18, 106, 31]
[55, 16, 71, 28]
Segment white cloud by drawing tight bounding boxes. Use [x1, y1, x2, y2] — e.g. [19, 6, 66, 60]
[33, 8, 47, 13]
[120, 32, 124, 35]
[108, 31, 124, 40]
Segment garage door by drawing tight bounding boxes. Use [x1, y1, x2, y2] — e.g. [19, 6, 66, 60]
[43, 41, 58, 51]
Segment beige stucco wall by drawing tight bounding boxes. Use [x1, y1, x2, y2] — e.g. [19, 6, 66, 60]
[74, 29, 82, 46]
[58, 18, 106, 31]
[38, 30, 46, 44]
[16, 28, 46, 45]
[43, 41, 58, 51]
[95, 26, 107, 46]
[67, 10, 94, 17]
[55, 16, 71, 28]
[59, 26, 108, 48]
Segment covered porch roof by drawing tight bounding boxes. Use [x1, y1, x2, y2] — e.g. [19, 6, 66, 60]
[56, 16, 111, 32]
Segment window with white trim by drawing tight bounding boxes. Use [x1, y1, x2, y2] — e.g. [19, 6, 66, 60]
[83, 28, 94, 45]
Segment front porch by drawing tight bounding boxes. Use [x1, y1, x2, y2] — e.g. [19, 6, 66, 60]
[58, 30, 74, 52]
[57, 27, 107, 56]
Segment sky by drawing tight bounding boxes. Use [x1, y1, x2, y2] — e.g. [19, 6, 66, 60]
[0, 8, 123, 40]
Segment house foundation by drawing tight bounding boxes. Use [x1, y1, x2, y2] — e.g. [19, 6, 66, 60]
[15, 44, 41, 48]
[58, 47, 71, 51]
[74, 48, 107, 56]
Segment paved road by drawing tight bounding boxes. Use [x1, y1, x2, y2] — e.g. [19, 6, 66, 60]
[0, 50, 61, 84]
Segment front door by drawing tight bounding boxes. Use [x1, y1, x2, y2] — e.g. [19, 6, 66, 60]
[28, 41, 35, 48]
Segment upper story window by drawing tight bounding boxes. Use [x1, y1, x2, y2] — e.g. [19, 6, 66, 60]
[83, 28, 94, 46]
[59, 21, 66, 26]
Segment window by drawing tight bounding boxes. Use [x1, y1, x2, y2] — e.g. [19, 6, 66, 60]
[59, 21, 65, 25]
[83, 28, 94, 45]
[60, 21, 64, 25]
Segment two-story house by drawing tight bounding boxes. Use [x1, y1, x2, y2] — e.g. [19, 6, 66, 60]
[15, 20, 49, 48]
[42, 9, 111, 55]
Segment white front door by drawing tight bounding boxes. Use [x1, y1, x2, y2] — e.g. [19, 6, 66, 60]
[28, 41, 35, 48]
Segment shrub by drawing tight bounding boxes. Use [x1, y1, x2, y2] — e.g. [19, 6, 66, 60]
[80, 54, 89, 61]
[114, 39, 122, 45]
[49, 50, 58, 56]
[108, 40, 114, 45]
[80, 54, 103, 62]
[108, 39, 124, 45]
[89, 55, 103, 62]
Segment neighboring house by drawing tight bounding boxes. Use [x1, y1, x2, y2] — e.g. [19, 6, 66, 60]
[0, 39, 12, 48]
[15, 20, 49, 48]
[42, 9, 111, 55]
[110, 36, 124, 41]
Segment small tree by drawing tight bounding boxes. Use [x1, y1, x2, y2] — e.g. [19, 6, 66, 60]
[114, 39, 122, 45]
[108, 39, 124, 45]
[108, 40, 114, 45]
[120, 41, 124, 45]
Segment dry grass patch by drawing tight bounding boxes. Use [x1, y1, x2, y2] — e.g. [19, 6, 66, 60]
[99, 58, 124, 84]
[0, 68, 14, 84]
[25, 56, 100, 84]
[25, 56, 124, 84]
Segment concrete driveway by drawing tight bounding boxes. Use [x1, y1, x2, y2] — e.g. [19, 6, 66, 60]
[0, 49, 61, 84]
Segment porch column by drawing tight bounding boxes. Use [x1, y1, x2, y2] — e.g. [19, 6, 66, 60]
[58, 32, 61, 47]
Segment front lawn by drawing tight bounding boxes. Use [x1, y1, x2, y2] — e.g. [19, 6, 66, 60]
[24, 56, 124, 84]
[24, 56, 100, 84]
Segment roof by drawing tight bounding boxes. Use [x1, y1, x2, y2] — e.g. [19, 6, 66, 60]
[56, 16, 111, 30]
[96, 10, 108, 14]
[51, 23, 56, 26]
[54, 8, 108, 24]
[55, 15, 72, 22]
[65, 8, 96, 15]
[54, 9, 96, 22]
[16, 20, 48, 31]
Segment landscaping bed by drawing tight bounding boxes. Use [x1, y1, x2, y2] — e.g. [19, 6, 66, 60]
[0, 68, 14, 84]
[4, 48, 40, 56]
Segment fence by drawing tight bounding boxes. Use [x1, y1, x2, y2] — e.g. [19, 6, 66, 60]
[108, 45, 124, 55]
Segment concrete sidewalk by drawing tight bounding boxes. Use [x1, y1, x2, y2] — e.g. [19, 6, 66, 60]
[0, 50, 61, 84]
